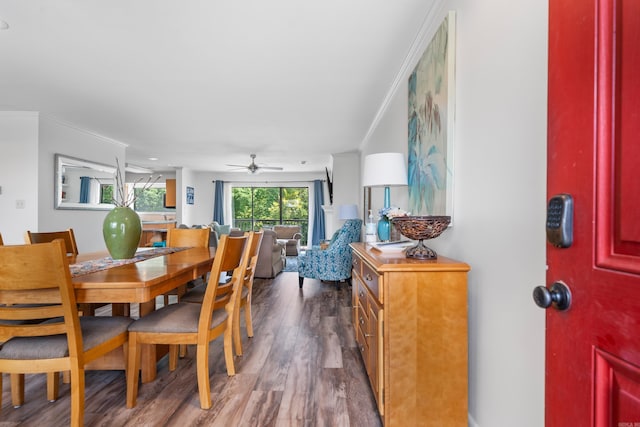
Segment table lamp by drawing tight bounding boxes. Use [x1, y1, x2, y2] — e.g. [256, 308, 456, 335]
[362, 152, 408, 241]
[338, 204, 358, 220]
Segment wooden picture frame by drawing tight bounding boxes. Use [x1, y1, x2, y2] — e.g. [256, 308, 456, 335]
[186, 186, 194, 205]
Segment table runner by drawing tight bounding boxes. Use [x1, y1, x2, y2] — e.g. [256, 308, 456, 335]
[70, 247, 190, 277]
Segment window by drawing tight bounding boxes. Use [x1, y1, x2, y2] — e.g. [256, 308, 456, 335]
[126, 183, 175, 213]
[232, 186, 309, 244]
[100, 184, 113, 204]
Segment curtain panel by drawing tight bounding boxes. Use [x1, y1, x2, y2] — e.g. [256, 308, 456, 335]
[311, 180, 326, 245]
[213, 180, 224, 224]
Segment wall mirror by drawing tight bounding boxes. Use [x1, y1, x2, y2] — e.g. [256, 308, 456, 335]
[54, 154, 117, 210]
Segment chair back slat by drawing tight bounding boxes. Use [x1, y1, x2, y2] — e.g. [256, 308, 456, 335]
[0, 241, 72, 291]
[25, 229, 79, 256]
[0, 289, 62, 305]
[1, 322, 67, 338]
[167, 228, 210, 248]
[0, 305, 65, 321]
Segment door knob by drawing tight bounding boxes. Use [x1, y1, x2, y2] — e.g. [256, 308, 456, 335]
[533, 281, 571, 311]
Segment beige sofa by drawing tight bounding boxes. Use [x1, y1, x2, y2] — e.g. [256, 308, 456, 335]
[255, 229, 286, 278]
[273, 225, 302, 256]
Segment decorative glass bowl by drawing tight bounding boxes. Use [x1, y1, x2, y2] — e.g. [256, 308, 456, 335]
[391, 216, 451, 259]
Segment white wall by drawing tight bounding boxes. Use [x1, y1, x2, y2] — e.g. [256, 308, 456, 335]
[361, 1, 547, 426]
[328, 151, 361, 236]
[177, 167, 198, 227]
[38, 116, 127, 253]
[0, 112, 39, 244]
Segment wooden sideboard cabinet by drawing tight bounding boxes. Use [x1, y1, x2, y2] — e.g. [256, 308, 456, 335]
[350, 243, 471, 426]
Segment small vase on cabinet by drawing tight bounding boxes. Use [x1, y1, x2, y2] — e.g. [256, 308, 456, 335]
[377, 217, 390, 241]
[103, 207, 142, 259]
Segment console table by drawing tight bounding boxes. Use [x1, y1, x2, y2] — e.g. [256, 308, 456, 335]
[350, 243, 470, 426]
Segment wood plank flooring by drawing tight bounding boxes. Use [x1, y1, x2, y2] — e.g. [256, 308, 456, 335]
[0, 272, 382, 426]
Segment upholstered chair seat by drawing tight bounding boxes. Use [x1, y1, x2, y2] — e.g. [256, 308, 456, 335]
[128, 303, 228, 334]
[0, 317, 132, 359]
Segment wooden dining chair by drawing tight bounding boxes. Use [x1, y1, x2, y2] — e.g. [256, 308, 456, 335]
[181, 231, 263, 356]
[0, 240, 133, 427]
[162, 227, 211, 306]
[126, 233, 250, 410]
[1, 234, 62, 407]
[25, 228, 79, 257]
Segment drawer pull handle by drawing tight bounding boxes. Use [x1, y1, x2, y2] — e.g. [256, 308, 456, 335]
[359, 317, 365, 325]
[359, 291, 365, 298]
[365, 274, 373, 282]
[365, 333, 373, 337]
[360, 346, 365, 353]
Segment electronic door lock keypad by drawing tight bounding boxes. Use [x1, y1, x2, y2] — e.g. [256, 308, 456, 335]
[546, 194, 573, 248]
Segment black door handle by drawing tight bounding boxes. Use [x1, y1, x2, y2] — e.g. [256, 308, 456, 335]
[533, 281, 571, 311]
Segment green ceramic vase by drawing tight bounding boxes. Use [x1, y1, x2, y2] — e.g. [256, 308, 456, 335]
[103, 207, 142, 259]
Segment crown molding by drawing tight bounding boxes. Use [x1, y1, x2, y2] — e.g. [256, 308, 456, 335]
[42, 113, 128, 148]
[360, 0, 446, 148]
[0, 111, 39, 119]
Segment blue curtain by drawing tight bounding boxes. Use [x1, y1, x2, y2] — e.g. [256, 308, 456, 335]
[213, 180, 224, 224]
[311, 179, 326, 245]
[79, 176, 91, 203]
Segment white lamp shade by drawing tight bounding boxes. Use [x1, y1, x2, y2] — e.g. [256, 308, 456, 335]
[362, 152, 408, 187]
[338, 204, 358, 220]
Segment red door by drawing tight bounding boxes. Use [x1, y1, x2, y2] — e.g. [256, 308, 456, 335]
[544, 0, 640, 425]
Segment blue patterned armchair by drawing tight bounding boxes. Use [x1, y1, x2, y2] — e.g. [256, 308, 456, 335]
[298, 219, 362, 288]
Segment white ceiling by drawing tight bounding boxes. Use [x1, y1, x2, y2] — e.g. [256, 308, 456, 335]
[0, 1, 432, 173]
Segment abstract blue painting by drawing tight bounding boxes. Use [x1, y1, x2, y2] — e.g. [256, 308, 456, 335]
[408, 11, 455, 217]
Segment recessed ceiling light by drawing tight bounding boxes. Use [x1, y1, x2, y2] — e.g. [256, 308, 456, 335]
[300, 160, 307, 165]
[148, 157, 158, 161]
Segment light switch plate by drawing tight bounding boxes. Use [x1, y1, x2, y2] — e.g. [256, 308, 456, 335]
[16, 199, 25, 209]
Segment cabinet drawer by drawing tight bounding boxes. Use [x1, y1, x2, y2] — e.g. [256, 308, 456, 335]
[357, 281, 368, 312]
[355, 318, 368, 355]
[351, 253, 362, 277]
[357, 302, 368, 332]
[362, 262, 381, 302]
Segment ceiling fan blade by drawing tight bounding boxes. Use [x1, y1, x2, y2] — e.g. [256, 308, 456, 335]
[226, 155, 283, 172]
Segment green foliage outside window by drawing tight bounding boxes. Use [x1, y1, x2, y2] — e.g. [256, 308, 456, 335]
[100, 182, 173, 212]
[133, 187, 174, 212]
[232, 187, 309, 244]
[100, 184, 113, 204]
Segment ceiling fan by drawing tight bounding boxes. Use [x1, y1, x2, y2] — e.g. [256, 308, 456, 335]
[226, 154, 283, 174]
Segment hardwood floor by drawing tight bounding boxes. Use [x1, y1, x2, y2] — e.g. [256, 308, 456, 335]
[0, 272, 382, 426]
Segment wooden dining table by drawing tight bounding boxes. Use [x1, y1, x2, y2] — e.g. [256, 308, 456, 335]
[70, 246, 216, 383]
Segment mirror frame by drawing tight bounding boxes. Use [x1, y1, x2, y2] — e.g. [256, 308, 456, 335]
[54, 154, 117, 210]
